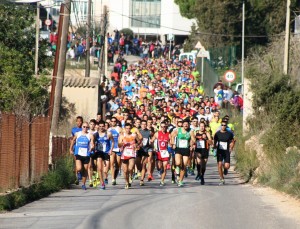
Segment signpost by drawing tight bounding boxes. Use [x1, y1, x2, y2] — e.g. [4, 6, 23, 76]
[224, 70, 236, 86]
[196, 44, 209, 84]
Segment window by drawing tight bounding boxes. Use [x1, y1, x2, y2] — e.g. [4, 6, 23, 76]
[130, 0, 161, 28]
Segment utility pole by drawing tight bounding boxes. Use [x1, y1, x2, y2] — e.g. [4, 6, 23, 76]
[85, 0, 91, 77]
[241, 0, 245, 95]
[51, 0, 71, 133]
[98, 5, 108, 77]
[35, 2, 40, 76]
[283, 0, 291, 75]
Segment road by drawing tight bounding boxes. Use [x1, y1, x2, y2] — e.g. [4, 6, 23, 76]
[0, 154, 299, 229]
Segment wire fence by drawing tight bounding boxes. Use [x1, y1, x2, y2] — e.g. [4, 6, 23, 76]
[0, 113, 70, 193]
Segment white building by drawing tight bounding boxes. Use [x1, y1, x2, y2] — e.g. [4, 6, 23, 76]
[39, 0, 195, 43]
[103, 0, 196, 43]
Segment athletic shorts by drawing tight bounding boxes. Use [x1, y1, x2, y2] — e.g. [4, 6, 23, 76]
[95, 151, 110, 161]
[217, 150, 230, 163]
[156, 151, 169, 162]
[75, 155, 90, 164]
[195, 149, 209, 159]
[175, 148, 190, 157]
[112, 150, 121, 157]
[168, 146, 175, 156]
[137, 147, 153, 157]
[90, 153, 97, 160]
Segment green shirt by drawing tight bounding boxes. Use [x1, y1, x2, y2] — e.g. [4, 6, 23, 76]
[176, 127, 191, 148]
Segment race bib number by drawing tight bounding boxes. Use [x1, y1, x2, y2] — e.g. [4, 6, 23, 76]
[123, 147, 135, 157]
[142, 138, 148, 146]
[196, 140, 205, 149]
[160, 150, 169, 158]
[178, 139, 188, 148]
[96, 142, 106, 152]
[219, 141, 228, 150]
[78, 147, 88, 156]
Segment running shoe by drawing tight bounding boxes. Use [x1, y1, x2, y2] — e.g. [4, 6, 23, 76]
[195, 175, 200, 181]
[137, 172, 142, 178]
[104, 178, 108, 184]
[171, 180, 175, 184]
[200, 176, 205, 185]
[147, 175, 153, 181]
[99, 183, 105, 190]
[112, 179, 117, 186]
[167, 164, 171, 170]
[219, 179, 225, 186]
[175, 166, 180, 175]
[184, 169, 188, 178]
[129, 177, 132, 187]
[75, 179, 79, 185]
[81, 185, 87, 190]
[134, 173, 139, 180]
[190, 170, 195, 176]
[89, 181, 93, 187]
[125, 184, 129, 190]
[157, 170, 161, 178]
[140, 180, 144, 186]
[177, 181, 184, 187]
[159, 181, 165, 186]
[224, 168, 228, 175]
[77, 172, 82, 181]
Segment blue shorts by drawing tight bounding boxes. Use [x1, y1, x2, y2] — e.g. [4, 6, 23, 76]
[168, 146, 175, 156]
[112, 150, 121, 157]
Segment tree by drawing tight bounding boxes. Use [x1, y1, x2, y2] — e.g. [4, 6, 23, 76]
[0, 1, 51, 114]
[175, 0, 299, 50]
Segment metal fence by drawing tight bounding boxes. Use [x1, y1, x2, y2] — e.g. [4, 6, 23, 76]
[196, 57, 219, 97]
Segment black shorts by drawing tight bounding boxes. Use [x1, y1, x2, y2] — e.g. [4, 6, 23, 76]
[95, 151, 110, 161]
[217, 150, 230, 163]
[137, 147, 151, 157]
[75, 155, 90, 164]
[195, 149, 209, 159]
[90, 152, 97, 160]
[175, 148, 190, 157]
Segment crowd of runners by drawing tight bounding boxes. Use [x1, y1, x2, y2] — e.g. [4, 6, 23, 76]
[69, 54, 236, 190]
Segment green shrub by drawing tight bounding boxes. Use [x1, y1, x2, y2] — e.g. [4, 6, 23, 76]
[0, 156, 75, 211]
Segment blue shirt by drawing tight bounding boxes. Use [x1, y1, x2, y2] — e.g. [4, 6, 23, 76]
[72, 127, 82, 136]
[123, 85, 133, 96]
[74, 132, 91, 156]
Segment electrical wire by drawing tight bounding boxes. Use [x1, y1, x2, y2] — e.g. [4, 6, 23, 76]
[109, 10, 285, 38]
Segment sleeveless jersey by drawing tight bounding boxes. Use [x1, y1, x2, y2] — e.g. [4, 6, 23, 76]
[176, 127, 191, 148]
[95, 132, 111, 154]
[109, 127, 120, 151]
[121, 134, 136, 159]
[195, 131, 209, 152]
[140, 128, 151, 148]
[157, 131, 169, 159]
[74, 132, 91, 156]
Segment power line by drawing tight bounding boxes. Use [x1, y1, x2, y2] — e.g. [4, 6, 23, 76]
[109, 10, 285, 38]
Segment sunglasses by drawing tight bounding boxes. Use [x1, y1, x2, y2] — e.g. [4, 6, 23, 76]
[221, 124, 227, 126]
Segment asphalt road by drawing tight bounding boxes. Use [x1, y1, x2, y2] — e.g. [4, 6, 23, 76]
[0, 153, 299, 229]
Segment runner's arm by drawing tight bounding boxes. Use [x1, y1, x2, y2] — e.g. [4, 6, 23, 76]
[89, 134, 95, 152]
[69, 134, 77, 155]
[108, 132, 114, 155]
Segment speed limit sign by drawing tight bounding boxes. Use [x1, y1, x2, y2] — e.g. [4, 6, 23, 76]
[45, 19, 52, 26]
[224, 70, 236, 83]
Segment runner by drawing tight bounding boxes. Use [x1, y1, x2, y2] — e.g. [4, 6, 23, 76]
[195, 122, 212, 185]
[214, 120, 235, 185]
[171, 120, 196, 187]
[69, 122, 95, 190]
[94, 121, 114, 190]
[137, 120, 152, 186]
[71, 116, 83, 185]
[108, 117, 123, 185]
[151, 121, 170, 186]
[118, 123, 138, 189]
[87, 119, 97, 187]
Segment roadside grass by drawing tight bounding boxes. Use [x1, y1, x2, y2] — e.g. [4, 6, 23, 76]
[230, 114, 259, 182]
[0, 156, 75, 211]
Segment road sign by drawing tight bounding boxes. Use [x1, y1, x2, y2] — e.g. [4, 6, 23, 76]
[224, 70, 236, 83]
[197, 49, 210, 58]
[167, 33, 174, 41]
[45, 19, 52, 26]
[195, 41, 203, 49]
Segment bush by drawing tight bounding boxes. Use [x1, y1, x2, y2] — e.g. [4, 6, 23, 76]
[0, 156, 75, 211]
